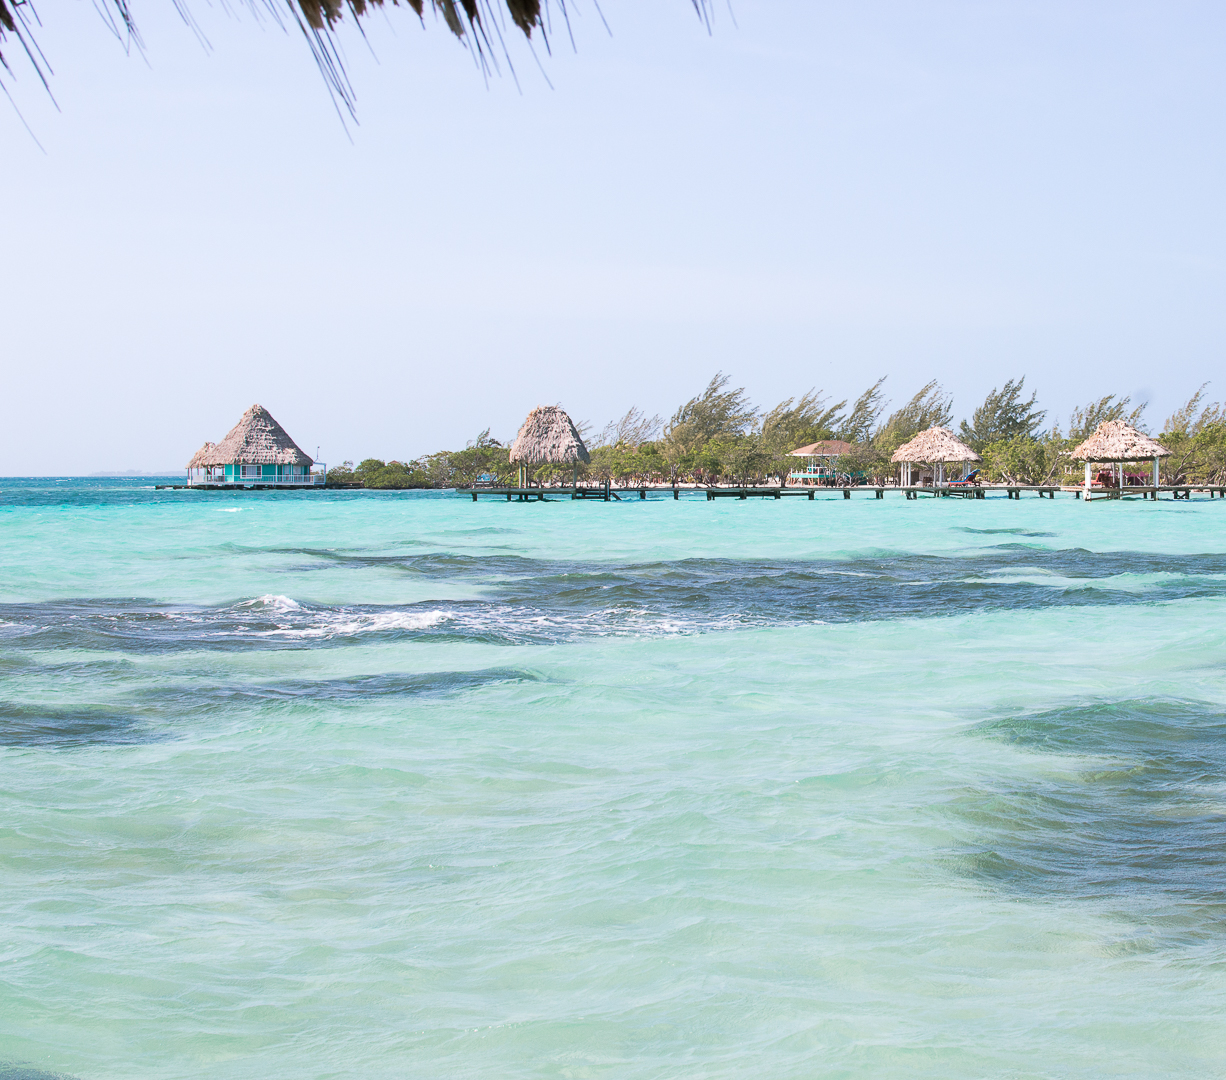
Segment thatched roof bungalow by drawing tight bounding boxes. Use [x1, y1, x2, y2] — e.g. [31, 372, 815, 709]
[1069, 420, 1169, 493]
[186, 404, 321, 487]
[890, 426, 981, 486]
[509, 406, 590, 486]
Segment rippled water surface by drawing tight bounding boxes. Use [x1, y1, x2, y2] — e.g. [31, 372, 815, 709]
[2, 478, 1226, 1079]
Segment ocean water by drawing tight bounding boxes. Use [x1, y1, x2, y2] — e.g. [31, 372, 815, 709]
[2, 478, 1225, 1079]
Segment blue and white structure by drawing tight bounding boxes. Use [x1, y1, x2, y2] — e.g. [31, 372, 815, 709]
[186, 404, 325, 488]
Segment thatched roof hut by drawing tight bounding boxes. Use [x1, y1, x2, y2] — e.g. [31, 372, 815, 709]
[1069, 420, 1170, 462]
[186, 405, 314, 468]
[509, 406, 590, 465]
[891, 426, 981, 464]
[787, 439, 857, 484]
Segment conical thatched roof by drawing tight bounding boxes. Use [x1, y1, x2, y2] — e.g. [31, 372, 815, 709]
[1069, 420, 1170, 461]
[891, 426, 981, 464]
[790, 440, 855, 457]
[185, 405, 313, 468]
[509, 406, 590, 465]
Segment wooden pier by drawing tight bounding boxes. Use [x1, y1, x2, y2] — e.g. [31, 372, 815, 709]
[1080, 485, 1226, 501]
[464, 483, 1226, 502]
[470, 481, 668, 501]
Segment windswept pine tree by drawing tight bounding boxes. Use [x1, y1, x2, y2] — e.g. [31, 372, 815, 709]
[874, 381, 954, 456]
[760, 391, 847, 454]
[1158, 384, 1226, 484]
[837, 378, 889, 446]
[594, 408, 663, 451]
[1066, 395, 1148, 442]
[663, 374, 757, 462]
[960, 378, 1046, 452]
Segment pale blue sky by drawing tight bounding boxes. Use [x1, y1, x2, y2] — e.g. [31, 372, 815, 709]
[4, 1, 1225, 473]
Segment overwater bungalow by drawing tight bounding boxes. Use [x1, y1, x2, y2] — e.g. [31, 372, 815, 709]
[186, 404, 324, 488]
[788, 440, 856, 485]
[1069, 420, 1170, 498]
[509, 406, 591, 488]
[891, 426, 981, 486]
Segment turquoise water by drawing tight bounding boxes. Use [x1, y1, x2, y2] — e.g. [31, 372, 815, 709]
[2, 479, 1226, 1079]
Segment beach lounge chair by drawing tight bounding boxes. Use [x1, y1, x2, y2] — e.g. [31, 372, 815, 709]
[947, 469, 981, 486]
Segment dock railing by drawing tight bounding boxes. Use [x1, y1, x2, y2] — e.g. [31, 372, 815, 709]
[185, 472, 326, 487]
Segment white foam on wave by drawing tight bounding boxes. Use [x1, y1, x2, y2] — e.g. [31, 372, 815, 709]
[575, 605, 745, 637]
[262, 609, 452, 639]
[215, 508, 242, 513]
[327, 610, 450, 635]
[240, 595, 303, 613]
[224, 597, 803, 645]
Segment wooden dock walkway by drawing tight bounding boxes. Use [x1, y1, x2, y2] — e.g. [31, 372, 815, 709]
[470, 482, 668, 501]
[464, 483, 1226, 502]
[1079, 484, 1226, 501]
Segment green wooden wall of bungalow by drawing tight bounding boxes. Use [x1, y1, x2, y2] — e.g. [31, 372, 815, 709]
[220, 464, 312, 480]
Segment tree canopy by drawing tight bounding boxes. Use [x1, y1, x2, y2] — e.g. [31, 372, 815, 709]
[959, 378, 1046, 452]
[1158, 384, 1226, 486]
[663, 373, 757, 457]
[836, 378, 889, 445]
[1065, 395, 1147, 442]
[760, 391, 846, 452]
[325, 374, 1226, 490]
[595, 407, 662, 451]
[874, 380, 953, 455]
[1164, 383, 1224, 437]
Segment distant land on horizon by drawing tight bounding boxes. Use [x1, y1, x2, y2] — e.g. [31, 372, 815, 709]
[0, 471, 186, 478]
[89, 470, 184, 477]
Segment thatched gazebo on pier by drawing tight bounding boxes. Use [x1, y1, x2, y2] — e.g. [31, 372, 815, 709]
[509, 406, 590, 488]
[788, 439, 856, 485]
[1069, 420, 1170, 496]
[890, 426, 981, 486]
[187, 404, 320, 487]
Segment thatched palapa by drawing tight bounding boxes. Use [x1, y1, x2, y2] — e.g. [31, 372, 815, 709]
[890, 426, 981, 464]
[788, 439, 858, 484]
[187, 405, 314, 468]
[1069, 420, 1170, 462]
[509, 406, 590, 465]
